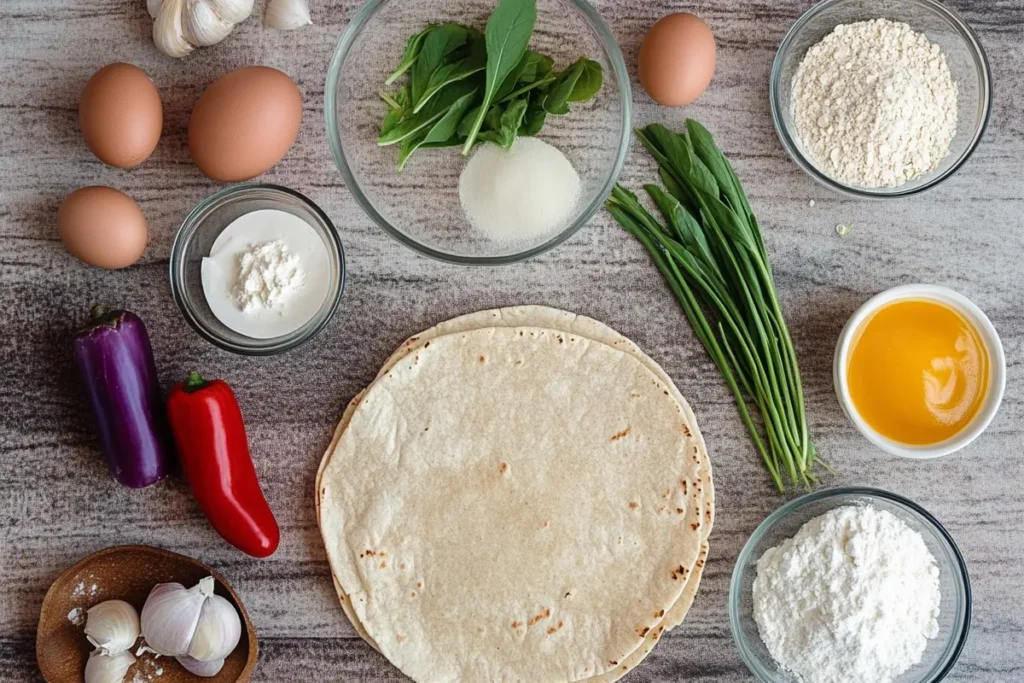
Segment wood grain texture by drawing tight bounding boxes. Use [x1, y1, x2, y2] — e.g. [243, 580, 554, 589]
[1, 0, 1022, 681]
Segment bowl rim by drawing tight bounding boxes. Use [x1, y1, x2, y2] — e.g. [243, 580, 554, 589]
[324, 0, 633, 266]
[832, 284, 1006, 459]
[169, 183, 346, 356]
[729, 486, 973, 683]
[769, 0, 992, 199]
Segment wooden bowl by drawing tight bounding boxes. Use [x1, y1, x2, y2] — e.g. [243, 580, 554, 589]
[37, 545, 258, 683]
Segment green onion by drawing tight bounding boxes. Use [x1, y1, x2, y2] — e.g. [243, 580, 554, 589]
[606, 120, 818, 491]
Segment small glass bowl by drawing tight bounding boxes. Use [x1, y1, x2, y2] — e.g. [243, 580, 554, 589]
[770, 0, 991, 198]
[730, 487, 971, 683]
[325, 0, 631, 265]
[169, 184, 345, 356]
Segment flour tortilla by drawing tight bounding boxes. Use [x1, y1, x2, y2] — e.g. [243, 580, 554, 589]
[316, 307, 714, 681]
[319, 326, 706, 682]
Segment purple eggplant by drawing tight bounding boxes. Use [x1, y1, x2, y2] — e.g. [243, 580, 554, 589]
[72, 305, 171, 488]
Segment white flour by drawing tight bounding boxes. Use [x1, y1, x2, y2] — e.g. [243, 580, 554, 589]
[791, 18, 958, 188]
[753, 505, 941, 683]
[233, 240, 306, 313]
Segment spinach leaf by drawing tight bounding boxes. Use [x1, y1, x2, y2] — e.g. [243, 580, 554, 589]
[379, 87, 410, 137]
[385, 25, 436, 85]
[460, 0, 537, 154]
[567, 58, 602, 102]
[542, 59, 585, 115]
[411, 24, 470, 106]
[498, 73, 555, 103]
[493, 49, 536, 101]
[378, 78, 478, 146]
[412, 32, 487, 114]
[457, 104, 483, 138]
[517, 50, 551, 84]
[518, 91, 547, 136]
[492, 96, 529, 148]
[397, 89, 478, 171]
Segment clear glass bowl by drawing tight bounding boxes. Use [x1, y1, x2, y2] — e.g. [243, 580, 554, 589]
[770, 0, 991, 198]
[325, 0, 631, 264]
[730, 487, 971, 683]
[169, 184, 345, 356]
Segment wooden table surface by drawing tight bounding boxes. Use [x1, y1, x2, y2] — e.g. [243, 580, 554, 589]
[2, 1, 1022, 681]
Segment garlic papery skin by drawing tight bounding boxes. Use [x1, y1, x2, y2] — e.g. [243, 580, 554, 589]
[84, 650, 135, 683]
[264, 0, 312, 30]
[140, 578, 213, 656]
[186, 592, 242, 662]
[84, 600, 140, 656]
[177, 655, 225, 677]
[150, 0, 254, 58]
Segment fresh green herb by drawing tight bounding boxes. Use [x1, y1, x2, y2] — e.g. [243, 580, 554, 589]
[410, 24, 471, 106]
[385, 25, 436, 85]
[377, 0, 602, 171]
[461, 0, 537, 154]
[606, 120, 819, 492]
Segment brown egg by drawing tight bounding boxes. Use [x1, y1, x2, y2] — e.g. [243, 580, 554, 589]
[639, 13, 716, 108]
[188, 66, 302, 182]
[58, 187, 148, 269]
[79, 63, 163, 168]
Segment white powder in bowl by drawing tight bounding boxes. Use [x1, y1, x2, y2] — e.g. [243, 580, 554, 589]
[791, 18, 958, 188]
[753, 504, 941, 683]
[459, 138, 581, 243]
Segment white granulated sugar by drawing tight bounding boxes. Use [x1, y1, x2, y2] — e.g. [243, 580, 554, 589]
[753, 505, 941, 683]
[233, 240, 305, 313]
[792, 18, 958, 188]
[459, 137, 581, 243]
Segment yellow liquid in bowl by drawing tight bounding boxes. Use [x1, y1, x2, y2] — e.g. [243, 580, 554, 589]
[847, 299, 990, 445]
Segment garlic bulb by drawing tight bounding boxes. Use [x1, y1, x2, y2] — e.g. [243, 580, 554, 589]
[177, 655, 225, 677]
[264, 0, 312, 30]
[149, 0, 254, 58]
[84, 600, 140, 656]
[187, 592, 242, 661]
[84, 650, 135, 683]
[140, 576, 242, 662]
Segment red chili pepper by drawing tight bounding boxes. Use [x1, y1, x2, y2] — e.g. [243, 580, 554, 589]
[167, 372, 280, 558]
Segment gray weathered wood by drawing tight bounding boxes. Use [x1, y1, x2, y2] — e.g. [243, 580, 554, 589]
[1, 0, 1022, 681]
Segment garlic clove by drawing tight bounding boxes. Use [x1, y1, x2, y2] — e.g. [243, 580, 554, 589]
[176, 655, 226, 677]
[184, 0, 235, 47]
[153, 0, 194, 58]
[264, 0, 312, 30]
[147, 0, 163, 19]
[206, 0, 254, 25]
[140, 578, 213, 656]
[84, 650, 135, 683]
[84, 600, 140, 656]
[186, 592, 242, 662]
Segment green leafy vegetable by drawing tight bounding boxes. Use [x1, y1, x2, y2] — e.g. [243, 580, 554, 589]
[397, 90, 479, 171]
[412, 32, 487, 114]
[377, 79, 478, 146]
[410, 24, 471, 106]
[606, 120, 819, 492]
[478, 97, 529, 148]
[460, 0, 537, 155]
[385, 25, 436, 85]
[518, 91, 547, 136]
[567, 58, 602, 102]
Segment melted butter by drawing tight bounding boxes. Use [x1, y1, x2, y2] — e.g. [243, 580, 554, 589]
[847, 299, 990, 445]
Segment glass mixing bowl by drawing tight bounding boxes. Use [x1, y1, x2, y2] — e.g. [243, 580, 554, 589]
[730, 487, 971, 683]
[770, 0, 991, 198]
[326, 0, 631, 264]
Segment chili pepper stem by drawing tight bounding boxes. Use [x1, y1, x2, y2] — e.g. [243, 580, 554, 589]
[185, 371, 209, 393]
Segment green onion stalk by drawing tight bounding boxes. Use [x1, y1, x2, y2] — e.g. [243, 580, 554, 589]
[606, 120, 818, 491]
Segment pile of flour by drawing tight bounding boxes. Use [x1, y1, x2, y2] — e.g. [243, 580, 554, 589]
[791, 18, 958, 188]
[753, 504, 941, 683]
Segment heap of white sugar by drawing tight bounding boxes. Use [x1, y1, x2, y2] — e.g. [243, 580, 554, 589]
[459, 138, 582, 243]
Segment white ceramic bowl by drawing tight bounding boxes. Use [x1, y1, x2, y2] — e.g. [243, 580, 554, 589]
[834, 284, 1005, 458]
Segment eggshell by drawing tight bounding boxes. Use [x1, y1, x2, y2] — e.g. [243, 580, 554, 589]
[79, 63, 163, 168]
[188, 66, 303, 182]
[58, 187, 148, 269]
[638, 13, 716, 107]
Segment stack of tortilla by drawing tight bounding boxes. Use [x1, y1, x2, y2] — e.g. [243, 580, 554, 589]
[317, 306, 714, 682]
